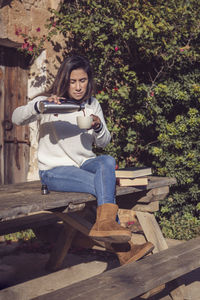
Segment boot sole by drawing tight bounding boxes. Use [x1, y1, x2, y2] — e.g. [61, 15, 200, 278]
[124, 243, 154, 265]
[89, 232, 131, 244]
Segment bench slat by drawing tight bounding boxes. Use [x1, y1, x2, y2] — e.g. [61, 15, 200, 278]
[32, 236, 200, 300]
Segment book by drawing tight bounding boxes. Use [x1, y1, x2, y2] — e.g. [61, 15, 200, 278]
[117, 177, 148, 187]
[115, 167, 152, 178]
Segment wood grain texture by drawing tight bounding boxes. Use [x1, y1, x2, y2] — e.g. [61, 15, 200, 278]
[132, 201, 159, 212]
[32, 236, 200, 300]
[137, 186, 169, 203]
[2, 46, 29, 184]
[0, 177, 176, 220]
[136, 211, 168, 253]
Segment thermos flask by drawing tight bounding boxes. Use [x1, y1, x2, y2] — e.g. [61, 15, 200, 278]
[39, 100, 85, 114]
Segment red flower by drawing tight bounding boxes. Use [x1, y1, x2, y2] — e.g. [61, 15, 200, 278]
[36, 27, 41, 32]
[22, 42, 29, 49]
[114, 46, 119, 52]
[150, 91, 154, 97]
[52, 22, 57, 27]
[114, 87, 118, 91]
[28, 45, 34, 52]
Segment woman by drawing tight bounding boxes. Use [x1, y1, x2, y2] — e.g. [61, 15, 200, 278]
[12, 55, 154, 264]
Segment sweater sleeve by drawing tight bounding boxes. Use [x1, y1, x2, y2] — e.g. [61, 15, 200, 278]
[91, 98, 111, 148]
[12, 97, 43, 125]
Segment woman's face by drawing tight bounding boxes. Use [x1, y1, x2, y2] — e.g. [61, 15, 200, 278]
[68, 68, 88, 101]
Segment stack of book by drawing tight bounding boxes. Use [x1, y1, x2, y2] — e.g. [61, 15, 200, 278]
[115, 167, 152, 187]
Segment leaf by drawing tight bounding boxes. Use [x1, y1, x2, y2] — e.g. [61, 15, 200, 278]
[137, 27, 143, 37]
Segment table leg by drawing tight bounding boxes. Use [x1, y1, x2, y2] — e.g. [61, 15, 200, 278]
[136, 211, 168, 253]
[46, 223, 77, 272]
[45, 210, 111, 272]
[54, 211, 109, 249]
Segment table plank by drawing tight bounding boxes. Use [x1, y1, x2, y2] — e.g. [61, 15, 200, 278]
[0, 177, 176, 220]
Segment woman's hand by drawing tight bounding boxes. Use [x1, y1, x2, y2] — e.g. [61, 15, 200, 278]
[90, 114, 102, 130]
[46, 95, 66, 117]
[47, 95, 66, 104]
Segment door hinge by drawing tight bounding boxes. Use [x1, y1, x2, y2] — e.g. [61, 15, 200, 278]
[4, 138, 31, 146]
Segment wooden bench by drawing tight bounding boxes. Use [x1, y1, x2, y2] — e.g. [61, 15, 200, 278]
[32, 236, 200, 300]
[0, 176, 182, 298]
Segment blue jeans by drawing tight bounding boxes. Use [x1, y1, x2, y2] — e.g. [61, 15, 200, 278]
[39, 155, 116, 206]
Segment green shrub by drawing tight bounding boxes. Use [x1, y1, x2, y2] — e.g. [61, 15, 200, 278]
[3, 229, 35, 242]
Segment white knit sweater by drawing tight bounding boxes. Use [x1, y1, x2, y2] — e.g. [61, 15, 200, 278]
[12, 96, 111, 170]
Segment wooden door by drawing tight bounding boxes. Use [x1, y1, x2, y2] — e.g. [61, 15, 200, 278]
[0, 46, 30, 184]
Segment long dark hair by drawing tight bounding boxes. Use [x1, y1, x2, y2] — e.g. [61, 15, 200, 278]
[36, 55, 95, 103]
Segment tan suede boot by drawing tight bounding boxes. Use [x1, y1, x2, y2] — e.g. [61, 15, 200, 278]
[111, 241, 154, 265]
[89, 203, 132, 243]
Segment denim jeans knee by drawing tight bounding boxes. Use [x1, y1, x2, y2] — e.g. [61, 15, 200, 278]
[81, 155, 116, 205]
[39, 155, 116, 206]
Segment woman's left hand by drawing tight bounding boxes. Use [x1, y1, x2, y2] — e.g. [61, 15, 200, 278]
[90, 114, 101, 130]
[47, 95, 66, 104]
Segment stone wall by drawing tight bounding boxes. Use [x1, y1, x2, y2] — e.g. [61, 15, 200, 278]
[27, 51, 47, 181]
[0, 0, 64, 75]
[0, 0, 62, 42]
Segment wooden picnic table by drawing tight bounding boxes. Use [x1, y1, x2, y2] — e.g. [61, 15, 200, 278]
[0, 176, 176, 266]
[1, 175, 184, 299]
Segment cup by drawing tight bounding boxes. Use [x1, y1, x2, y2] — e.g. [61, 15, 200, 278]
[76, 115, 93, 129]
